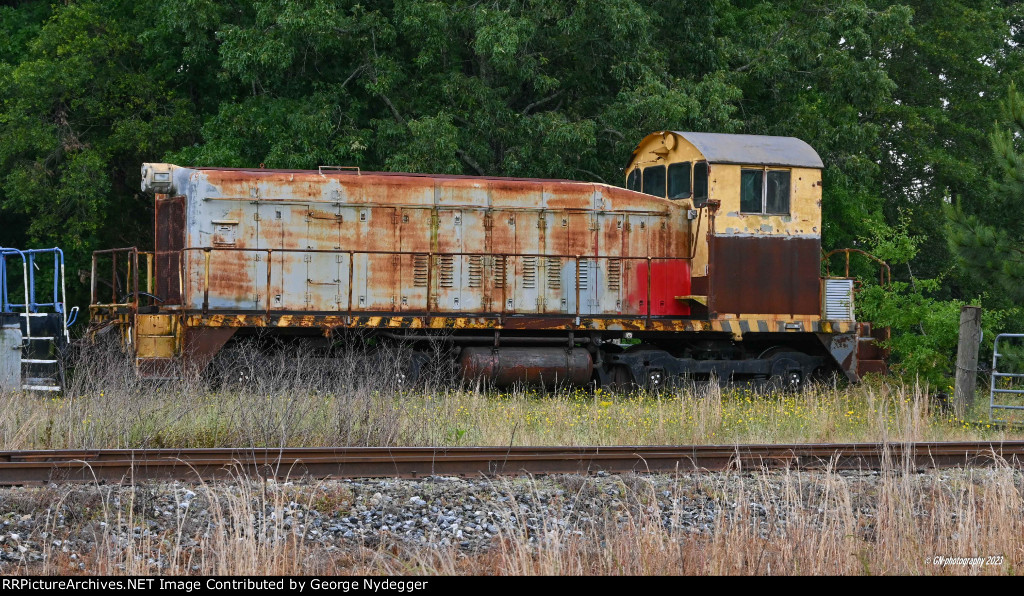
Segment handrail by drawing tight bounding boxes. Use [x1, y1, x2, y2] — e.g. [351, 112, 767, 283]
[91, 247, 138, 307]
[990, 334, 1024, 423]
[1, 246, 70, 343]
[823, 248, 891, 286]
[0, 247, 27, 315]
[318, 165, 361, 176]
[91, 244, 692, 327]
[90, 248, 156, 309]
[166, 246, 692, 324]
[0, 248, 30, 339]
[176, 246, 695, 260]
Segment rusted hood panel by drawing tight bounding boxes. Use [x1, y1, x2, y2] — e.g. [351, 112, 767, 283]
[144, 164, 692, 319]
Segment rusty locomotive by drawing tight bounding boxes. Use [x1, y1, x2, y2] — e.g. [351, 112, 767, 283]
[89, 131, 888, 388]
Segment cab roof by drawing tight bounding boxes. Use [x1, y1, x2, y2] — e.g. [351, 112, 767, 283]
[634, 131, 824, 169]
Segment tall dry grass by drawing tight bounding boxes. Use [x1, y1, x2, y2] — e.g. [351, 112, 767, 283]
[0, 336, 1012, 449]
[10, 457, 1022, 575]
[331, 462, 1024, 575]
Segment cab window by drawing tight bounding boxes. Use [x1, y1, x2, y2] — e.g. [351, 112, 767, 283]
[740, 169, 763, 212]
[740, 168, 791, 214]
[766, 170, 790, 214]
[642, 165, 666, 198]
[626, 168, 641, 191]
[692, 162, 708, 207]
[667, 162, 691, 200]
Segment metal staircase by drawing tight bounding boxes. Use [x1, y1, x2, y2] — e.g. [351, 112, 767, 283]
[19, 312, 65, 391]
[0, 248, 77, 392]
[856, 321, 890, 378]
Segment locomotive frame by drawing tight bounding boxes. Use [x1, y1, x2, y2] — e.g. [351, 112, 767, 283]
[88, 131, 887, 388]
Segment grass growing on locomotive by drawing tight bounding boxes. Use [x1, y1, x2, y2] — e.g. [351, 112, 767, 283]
[88, 131, 888, 389]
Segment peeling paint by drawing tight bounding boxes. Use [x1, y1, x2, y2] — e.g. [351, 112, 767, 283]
[144, 164, 694, 320]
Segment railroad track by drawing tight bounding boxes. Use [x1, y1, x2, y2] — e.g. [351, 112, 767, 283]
[0, 442, 1021, 485]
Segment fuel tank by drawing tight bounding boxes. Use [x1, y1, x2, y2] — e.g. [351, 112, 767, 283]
[459, 346, 593, 386]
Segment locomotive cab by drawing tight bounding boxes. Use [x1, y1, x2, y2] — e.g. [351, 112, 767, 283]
[627, 131, 825, 321]
[621, 131, 885, 383]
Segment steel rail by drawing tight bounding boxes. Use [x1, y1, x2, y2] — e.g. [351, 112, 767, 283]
[0, 442, 1021, 486]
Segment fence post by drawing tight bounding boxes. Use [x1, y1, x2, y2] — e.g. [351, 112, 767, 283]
[954, 305, 982, 417]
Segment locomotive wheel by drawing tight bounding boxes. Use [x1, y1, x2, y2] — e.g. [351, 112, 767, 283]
[784, 369, 803, 392]
[809, 364, 843, 388]
[763, 348, 807, 393]
[605, 364, 633, 393]
[205, 346, 253, 389]
[397, 352, 433, 388]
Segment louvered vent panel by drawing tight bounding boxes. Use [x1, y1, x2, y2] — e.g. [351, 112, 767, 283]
[823, 279, 854, 320]
[493, 257, 506, 289]
[413, 255, 428, 288]
[467, 255, 483, 288]
[439, 256, 455, 289]
[546, 257, 561, 290]
[522, 257, 537, 289]
[607, 259, 621, 291]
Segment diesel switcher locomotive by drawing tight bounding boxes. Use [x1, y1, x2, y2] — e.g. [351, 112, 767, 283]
[89, 131, 887, 387]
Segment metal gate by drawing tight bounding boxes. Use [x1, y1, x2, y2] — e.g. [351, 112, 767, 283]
[990, 333, 1024, 423]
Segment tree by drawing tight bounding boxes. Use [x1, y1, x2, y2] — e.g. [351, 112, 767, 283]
[164, 0, 744, 181]
[0, 0, 1020, 373]
[946, 81, 1024, 305]
[870, 0, 1024, 293]
[0, 0, 198, 310]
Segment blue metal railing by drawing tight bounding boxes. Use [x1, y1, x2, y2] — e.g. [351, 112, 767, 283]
[0, 247, 75, 337]
[0, 247, 66, 313]
[0, 247, 28, 314]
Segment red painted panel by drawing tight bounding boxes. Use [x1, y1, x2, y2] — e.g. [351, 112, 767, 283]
[629, 260, 691, 316]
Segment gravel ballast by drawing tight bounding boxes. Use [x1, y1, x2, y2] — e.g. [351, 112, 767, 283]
[0, 468, 1015, 572]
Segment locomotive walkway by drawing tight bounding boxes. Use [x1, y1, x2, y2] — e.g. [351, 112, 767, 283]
[0, 442, 1020, 485]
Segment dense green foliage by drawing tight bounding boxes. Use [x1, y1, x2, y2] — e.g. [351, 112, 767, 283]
[948, 82, 1024, 305]
[0, 0, 1022, 383]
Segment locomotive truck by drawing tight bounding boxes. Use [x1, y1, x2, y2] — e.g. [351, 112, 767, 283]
[88, 131, 888, 388]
